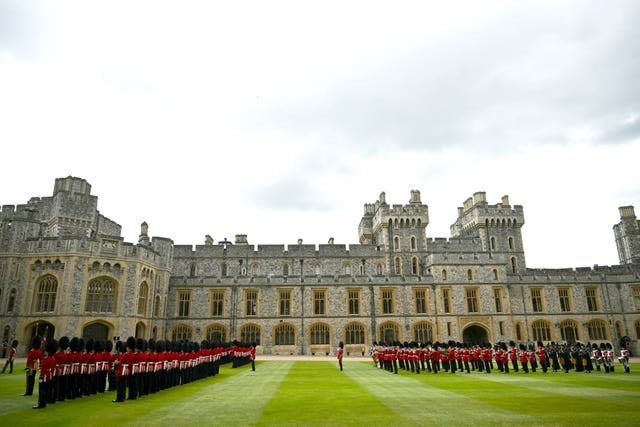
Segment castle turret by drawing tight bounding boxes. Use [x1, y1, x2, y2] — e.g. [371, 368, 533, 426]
[450, 192, 526, 273]
[614, 205, 640, 264]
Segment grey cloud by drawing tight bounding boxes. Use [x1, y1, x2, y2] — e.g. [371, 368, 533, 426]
[240, 2, 640, 153]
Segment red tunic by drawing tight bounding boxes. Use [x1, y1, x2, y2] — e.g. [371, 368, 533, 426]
[40, 354, 56, 382]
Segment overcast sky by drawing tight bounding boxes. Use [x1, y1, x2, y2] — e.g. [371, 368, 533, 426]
[1, 1, 639, 268]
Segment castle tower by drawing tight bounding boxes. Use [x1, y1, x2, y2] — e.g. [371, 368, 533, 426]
[47, 176, 99, 238]
[450, 192, 526, 273]
[614, 205, 640, 264]
[358, 190, 429, 275]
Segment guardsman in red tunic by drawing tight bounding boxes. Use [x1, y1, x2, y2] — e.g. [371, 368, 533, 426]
[2, 339, 18, 374]
[482, 344, 493, 373]
[509, 341, 519, 372]
[33, 339, 57, 409]
[536, 342, 548, 373]
[501, 342, 510, 373]
[24, 336, 43, 396]
[518, 344, 529, 373]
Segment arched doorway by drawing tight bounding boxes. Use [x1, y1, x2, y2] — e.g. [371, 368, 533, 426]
[135, 322, 146, 339]
[28, 321, 55, 341]
[462, 325, 488, 345]
[83, 322, 109, 341]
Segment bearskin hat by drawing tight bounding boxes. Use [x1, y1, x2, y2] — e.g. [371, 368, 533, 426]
[45, 339, 57, 356]
[592, 343, 598, 350]
[85, 339, 94, 353]
[606, 342, 612, 350]
[500, 342, 508, 351]
[69, 337, 79, 352]
[126, 336, 136, 351]
[94, 340, 103, 352]
[600, 342, 606, 350]
[58, 336, 70, 351]
[31, 335, 42, 349]
[509, 340, 516, 348]
[11, 339, 18, 348]
[537, 341, 544, 348]
[78, 338, 85, 351]
[105, 340, 113, 352]
[148, 338, 155, 351]
[135, 338, 145, 351]
[519, 343, 526, 351]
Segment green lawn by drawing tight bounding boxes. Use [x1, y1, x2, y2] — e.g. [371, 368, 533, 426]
[0, 360, 638, 426]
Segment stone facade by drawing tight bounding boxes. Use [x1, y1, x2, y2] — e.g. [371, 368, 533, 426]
[1, 176, 640, 356]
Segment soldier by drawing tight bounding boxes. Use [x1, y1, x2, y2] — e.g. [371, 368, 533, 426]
[536, 342, 548, 373]
[105, 340, 117, 391]
[509, 341, 519, 372]
[1, 339, 17, 374]
[33, 339, 57, 409]
[518, 344, 529, 373]
[619, 346, 631, 373]
[591, 343, 602, 372]
[112, 340, 130, 403]
[337, 341, 345, 372]
[23, 335, 42, 396]
[482, 343, 493, 373]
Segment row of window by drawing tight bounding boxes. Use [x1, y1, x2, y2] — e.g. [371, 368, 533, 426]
[169, 317, 628, 346]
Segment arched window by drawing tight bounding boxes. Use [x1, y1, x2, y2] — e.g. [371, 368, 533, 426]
[394, 257, 401, 274]
[33, 275, 57, 313]
[531, 320, 551, 341]
[221, 263, 228, 277]
[85, 276, 117, 313]
[274, 323, 295, 345]
[635, 319, 640, 339]
[7, 288, 16, 312]
[153, 295, 161, 317]
[410, 236, 417, 250]
[137, 281, 149, 316]
[493, 269, 499, 280]
[359, 264, 364, 275]
[171, 324, 193, 341]
[283, 264, 289, 276]
[515, 322, 523, 341]
[310, 323, 330, 345]
[559, 319, 580, 343]
[344, 263, 351, 275]
[206, 324, 227, 342]
[314, 263, 322, 275]
[511, 257, 517, 273]
[508, 237, 514, 250]
[379, 321, 400, 344]
[413, 321, 433, 343]
[189, 263, 196, 277]
[393, 236, 400, 250]
[250, 262, 260, 275]
[490, 237, 496, 250]
[345, 322, 365, 344]
[411, 257, 419, 275]
[376, 263, 383, 275]
[442, 270, 448, 281]
[240, 323, 261, 344]
[587, 319, 608, 341]
[467, 269, 473, 280]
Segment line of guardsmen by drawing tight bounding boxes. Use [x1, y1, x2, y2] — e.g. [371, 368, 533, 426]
[22, 334, 256, 408]
[370, 340, 631, 376]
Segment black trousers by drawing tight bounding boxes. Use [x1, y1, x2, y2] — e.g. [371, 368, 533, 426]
[36, 378, 49, 408]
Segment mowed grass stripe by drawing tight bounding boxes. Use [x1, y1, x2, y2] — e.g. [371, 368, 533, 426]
[407, 368, 640, 426]
[346, 363, 533, 427]
[128, 361, 294, 427]
[255, 361, 401, 427]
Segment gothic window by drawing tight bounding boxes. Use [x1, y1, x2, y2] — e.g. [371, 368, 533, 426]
[442, 288, 451, 313]
[515, 322, 523, 341]
[493, 269, 499, 280]
[494, 287, 503, 313]
[442, 269, 448, 281]
[414, 288, 427, 314]
[85, 277, 117, 313]
[558, 287, 572, 312]
[394, 257, 401, 275]
[250, 262, 260, 275]
[153, 295, 161, 317]
[587, 319, 608, 340]
[632, 286, 640, 310]
[379, 321, 400, 343]
[278, 289, 291, 316]
[314, 263, 322, 275]
[359, 264, 364, 275]
[7, 288, 16, 312]
[344, 263, 352, 275]
[393, 236, 400, 250]
[413, 321, 433, 343]
[532, 320, 551, 341]
[221, 263, 228, 277]
[508, 237, 514, 250]
[530, 288, 544, 312]
[33, 275, 57, 313]
[490, 237, 496, 250]
[240, 323, 261, 344]
[245, 290, 258, 316]
[345, 322, 365, 345]
[410, 236, 417, 250]
[171, 324, 193, 341]
[283, 264, 289, 276]
[559, 319, 580, 343]
[635, 319, 640, 339]
[376, 263, 383, 275]
[511, 257, 517, 273]
[206, 324, 227, 342]
[137, 281, 149, 316]
[467, 269, 473, 280]
[465, 288, 479, 313]
[210, 290, 224, 317]
[585, 287, 599, 312]
[274, 323, 295, 345]
[411, 257, 419, 275]
[348, 289, 360, 315]
[189, 263, 196, 277]
[309, 323, 330, 345]
[381, 288, 395, 314]
[313, 289, 326, 315]
[177, 290, 191, 317]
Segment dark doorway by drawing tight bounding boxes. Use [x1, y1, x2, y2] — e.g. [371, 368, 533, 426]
[29, 321, 55, 341]
[83, 323, 109, 341]
[463, 325, 488, 345]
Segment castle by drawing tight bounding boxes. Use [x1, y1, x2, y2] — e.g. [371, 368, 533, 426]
[1, 176, 639, 356]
